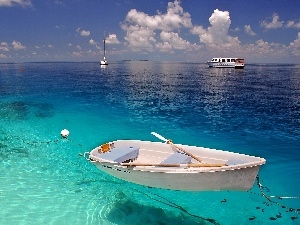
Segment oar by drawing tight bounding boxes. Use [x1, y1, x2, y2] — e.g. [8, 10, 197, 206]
[121, 163, 226, 167]
[151, 132, 203, 163]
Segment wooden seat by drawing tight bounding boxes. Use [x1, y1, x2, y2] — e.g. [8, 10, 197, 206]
[161, 152, 191, 164]
[99, 146, 139, 163]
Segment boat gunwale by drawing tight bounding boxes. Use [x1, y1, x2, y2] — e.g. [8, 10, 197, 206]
[88, 140, 266, 173]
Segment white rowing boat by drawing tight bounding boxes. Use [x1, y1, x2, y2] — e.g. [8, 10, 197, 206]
[84, 132, 265, 191]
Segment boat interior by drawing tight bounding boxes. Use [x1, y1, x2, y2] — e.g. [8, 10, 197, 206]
[91, 140, 261, 169]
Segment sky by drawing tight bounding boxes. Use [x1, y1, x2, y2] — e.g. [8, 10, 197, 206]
[0, 0, 300, 63]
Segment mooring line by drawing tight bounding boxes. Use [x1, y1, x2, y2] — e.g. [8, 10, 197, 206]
[256, 175, 300, 214]
[4, 133, 299, 221]
[269, 196, 300, 199]
[4, 134, 219, 225]
[122, 185, 220, 225]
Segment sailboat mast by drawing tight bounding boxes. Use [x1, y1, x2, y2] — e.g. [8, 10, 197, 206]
[100, 32, 108, 65]
[103, 38, 106, 58]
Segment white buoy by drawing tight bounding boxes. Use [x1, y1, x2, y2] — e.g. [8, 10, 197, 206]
[60, 129, 70, 138]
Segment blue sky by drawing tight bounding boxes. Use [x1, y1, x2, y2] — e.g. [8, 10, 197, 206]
[0, 0, 300, 63]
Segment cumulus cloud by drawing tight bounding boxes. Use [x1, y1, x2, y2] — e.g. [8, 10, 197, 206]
[0, 53, 7, 58]
[76, 28, 90, 37]
[261, 13, 284, 29]
[123, 26, 156, 51]
[244, 25, 256, 36]
[244, 39, 288, 59]
[286, 20, 300, 29]
[12, 41, 26, 50]
[0, 0, 31, 7]
[80, 30, 90, 37]
[0, 42, 9, 51]
[124, 1, 192, 31]
[106, 34, 120, 44]
[121, 0, 194, 52]
[89, 39, 101, 50]
[289, 32, 300, 56]
[261, 13, 300, 30]
[72, 51, 82, 57]
[193, 9, 240, 50]
[159, 31, 192, 50]
[89, 39, 97, 45]
[190, 25, 206, 36]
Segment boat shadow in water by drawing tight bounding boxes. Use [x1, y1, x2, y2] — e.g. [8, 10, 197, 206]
[104, 190, 218, 225]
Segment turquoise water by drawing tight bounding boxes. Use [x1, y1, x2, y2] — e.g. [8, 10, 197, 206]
[0, 62, 299, 224]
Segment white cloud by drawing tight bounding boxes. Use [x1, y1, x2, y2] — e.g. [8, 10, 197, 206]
[123, 26, 156, 51]
[80, 30, 90, 37]
[0, 0, 31, 7]
[12, 40, 26, 50]
[121, 0, 193, 52]
[286, 20, 300, 29]
[244, 39, 288, 58]
[194, 9, 240, 49]
[48, 44, 53, 48]
[190, 25, 206, 35]
[89, 39, 97, 45]
[71, 51, 82, 57]
[89, 39, 103, 50]
[240, 31, 300, 60]
[261, 13, 300, 30]
[0, 42, 9, 51]
[155, 41, 173, 52]
[106, 34, 120, 44]
[289, 32, 300, 56]
[123, 1, 192, 31]
[159, 31, 192, 50]
[261, 13, 283, 29]
[244, 25, 256, 36]
[0, 53, 7, 58]
[55, 24, 65, 29]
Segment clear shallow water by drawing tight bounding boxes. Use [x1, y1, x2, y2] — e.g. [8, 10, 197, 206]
[0, 62, 299, 225]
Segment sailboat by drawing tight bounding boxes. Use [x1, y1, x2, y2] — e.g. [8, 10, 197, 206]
[100, 38, 108, 66]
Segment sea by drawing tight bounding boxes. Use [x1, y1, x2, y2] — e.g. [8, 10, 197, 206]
[0, 61, 299, 225]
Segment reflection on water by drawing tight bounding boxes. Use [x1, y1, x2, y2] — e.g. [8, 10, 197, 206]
[0, 62, 299, 225]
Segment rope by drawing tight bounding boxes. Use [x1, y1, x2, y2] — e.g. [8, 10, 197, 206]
[121, 185, 220, 225]
[256, 175, 300, 214]
[1, 134, 219, 224]
[78, 152, 219, 225]
[269, 196, 300, 199]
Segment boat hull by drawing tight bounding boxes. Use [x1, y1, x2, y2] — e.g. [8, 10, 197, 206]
[207, 62, 235, 68]
[88, 140, 265, 191]
[207, 58, 245, 69]
[100, 60, 108, 65]
[93, 161, 260, 191]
